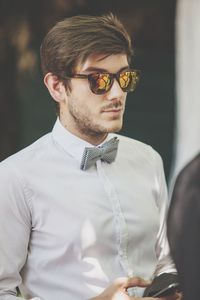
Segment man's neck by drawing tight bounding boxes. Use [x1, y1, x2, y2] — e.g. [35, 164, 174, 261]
[59, 118, 108, 146]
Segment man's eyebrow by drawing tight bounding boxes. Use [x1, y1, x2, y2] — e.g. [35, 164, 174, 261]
[81, 66, 130, 73]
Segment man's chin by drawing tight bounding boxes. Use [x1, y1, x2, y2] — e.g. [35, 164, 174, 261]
[105, 123, 123, 133]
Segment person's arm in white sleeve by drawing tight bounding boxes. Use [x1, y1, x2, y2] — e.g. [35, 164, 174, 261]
[0, 296, 40, 300]
[152, 150, 177, 276]
[0, 162, 41, 300]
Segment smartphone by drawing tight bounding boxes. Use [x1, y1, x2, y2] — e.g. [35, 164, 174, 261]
[151, 282, 179, 297]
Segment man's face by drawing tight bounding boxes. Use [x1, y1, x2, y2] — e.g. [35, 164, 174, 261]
[60, 53, 129, 144]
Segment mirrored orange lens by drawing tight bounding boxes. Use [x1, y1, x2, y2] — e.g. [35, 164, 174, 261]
[90, 73, 112, 94]
[119, 71, 140, 92]
[119, 72, 131, 88]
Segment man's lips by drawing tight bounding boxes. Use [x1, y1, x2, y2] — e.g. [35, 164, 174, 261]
[101, 100, 124, 115]
[102, 108, 122, 113]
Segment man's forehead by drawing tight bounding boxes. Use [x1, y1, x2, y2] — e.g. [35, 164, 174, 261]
[75, 53, 129, 73]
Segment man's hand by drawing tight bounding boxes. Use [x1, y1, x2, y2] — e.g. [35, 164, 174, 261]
[90, 276, 160, 299]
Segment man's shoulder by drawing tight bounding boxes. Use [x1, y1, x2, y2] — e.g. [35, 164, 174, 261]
[0, 132, 52, 169]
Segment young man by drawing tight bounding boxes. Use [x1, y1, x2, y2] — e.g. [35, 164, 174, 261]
[0, 14, 180, 300]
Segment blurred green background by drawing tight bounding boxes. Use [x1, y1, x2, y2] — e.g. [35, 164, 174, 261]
[0, 0, 176, 181]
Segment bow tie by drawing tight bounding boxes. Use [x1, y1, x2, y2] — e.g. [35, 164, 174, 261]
[80, 137, 119, 170]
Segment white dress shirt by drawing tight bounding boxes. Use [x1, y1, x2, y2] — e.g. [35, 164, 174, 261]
[0, 119, 175, 300]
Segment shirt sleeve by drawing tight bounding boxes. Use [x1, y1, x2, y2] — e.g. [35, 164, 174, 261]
[151, 151, 177, 276]
[0, 161, 41, 300]
[0, 296, 40, 300]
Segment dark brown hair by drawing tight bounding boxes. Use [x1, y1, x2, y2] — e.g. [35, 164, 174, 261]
[40, 13, 133, 80]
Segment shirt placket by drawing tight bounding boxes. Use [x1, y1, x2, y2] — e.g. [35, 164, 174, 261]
[96, 160, 133, 277]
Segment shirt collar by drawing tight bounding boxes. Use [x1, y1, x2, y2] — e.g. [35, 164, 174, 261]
[52, 118, 113, 165]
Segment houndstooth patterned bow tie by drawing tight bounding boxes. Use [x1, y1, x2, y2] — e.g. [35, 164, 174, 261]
[80, 137, 119, 170]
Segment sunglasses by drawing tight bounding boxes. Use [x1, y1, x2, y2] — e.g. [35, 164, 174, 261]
[68, 69, 141, 95]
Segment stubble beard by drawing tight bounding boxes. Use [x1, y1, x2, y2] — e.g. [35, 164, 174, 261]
[67, 101, 123, 139]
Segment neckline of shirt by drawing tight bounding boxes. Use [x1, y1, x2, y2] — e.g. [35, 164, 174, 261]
[52, 118, 113, 165]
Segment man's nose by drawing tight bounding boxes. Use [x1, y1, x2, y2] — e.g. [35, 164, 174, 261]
[107, 78, 125, 100]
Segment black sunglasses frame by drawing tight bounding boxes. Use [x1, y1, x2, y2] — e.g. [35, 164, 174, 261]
[66, 69, 141, 95]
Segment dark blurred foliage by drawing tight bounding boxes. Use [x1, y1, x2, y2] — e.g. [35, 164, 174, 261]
[0, 0, 176, 180]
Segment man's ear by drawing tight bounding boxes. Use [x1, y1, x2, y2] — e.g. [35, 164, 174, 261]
[44, 73, 66, 103]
